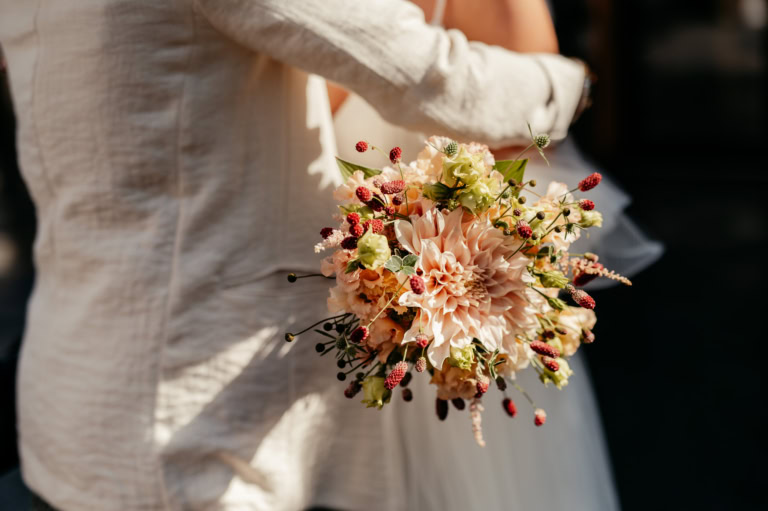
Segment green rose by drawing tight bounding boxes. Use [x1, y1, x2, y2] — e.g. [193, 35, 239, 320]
[458, 177, 499, 214]
[361, 376, 392, 409]
[356, 231, 391, 270]
[442, 146, 486, 187]
[580, 210, 603, 228]
[448, 345, 475, 371]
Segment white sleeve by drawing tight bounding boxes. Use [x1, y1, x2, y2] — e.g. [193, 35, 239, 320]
[192, 0, 586, 146]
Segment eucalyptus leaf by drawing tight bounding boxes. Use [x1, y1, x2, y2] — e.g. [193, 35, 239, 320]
[345, 260, 361, 274]
[336, 157, 382, 182]
[402, 254, 419, 268]
[383, 255, 403, 273]
[401, 266, 416, 276]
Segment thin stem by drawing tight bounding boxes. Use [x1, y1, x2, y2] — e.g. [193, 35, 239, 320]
[366, 280, 407, 328]
[513, 382, 536, 408]
[511, 143, 535, 162]
[294, 314, 350, 336]
[506, 240, 529, 260]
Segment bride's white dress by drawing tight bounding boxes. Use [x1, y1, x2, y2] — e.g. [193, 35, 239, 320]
[333, 88, 657, 509]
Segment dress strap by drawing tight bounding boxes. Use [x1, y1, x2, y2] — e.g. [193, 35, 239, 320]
[429, 0, 447, 26]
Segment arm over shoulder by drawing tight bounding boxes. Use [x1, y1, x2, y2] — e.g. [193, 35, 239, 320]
[192, 0, 585, 147]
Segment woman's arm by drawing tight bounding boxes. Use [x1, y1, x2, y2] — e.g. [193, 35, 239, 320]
[194, 0, 584, 146]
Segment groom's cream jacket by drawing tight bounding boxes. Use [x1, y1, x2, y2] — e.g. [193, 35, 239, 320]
[0, 0, 585, 509]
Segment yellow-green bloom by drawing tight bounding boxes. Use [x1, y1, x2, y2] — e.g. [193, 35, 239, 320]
[442, 146, 486, 187]
[458, 177, 499, 214]
[539, 270, 569, 289]
[361, 376, 392, 409]
[448, 345, 475, 371]
[539, 358, 573, 390]
[357, 231, 391, 269]
[580, 210, 603, 228]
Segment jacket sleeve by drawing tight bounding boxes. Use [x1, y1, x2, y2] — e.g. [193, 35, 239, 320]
[192, 0, 586, 147]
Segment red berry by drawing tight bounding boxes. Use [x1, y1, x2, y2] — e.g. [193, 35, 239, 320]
[475, 378, 489, 398]
[516, 221, 532, 239]
[346, 212, 361, 225]
[578, 172, 602, 192]
[502, 398, 517, 418]
[362, 218, 384, 234]
[340, 236, 358, 250]
[415, 357, 427, 372]
[350, 326, 369, 343]
[541, 356, 560, 372]
[530, 340, 560, 358]
[367, 196, 385, 212]
[356, 186, 373, 203]
[380, 180, 405, 194]
[320, 227, 334, 239]
[534, 408, 547, 427]
[568, 286, 596, 309]
[409, 275, 425, 295]
[451, 398, 466, 411]
[402, 388, 413, 401]
[579, 199, 595, 211]
[349, 223, 365, 238]
[389, 146, 402, 164]
[355, 141, 368, 153]
[385, 205, 396, 216]
[415, 333, 429, 348]
[384, 361, 408, 390]
[392, 195, 404, 206]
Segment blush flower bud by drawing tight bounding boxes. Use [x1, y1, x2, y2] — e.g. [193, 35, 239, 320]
[579, 199, 595, 211]
[578, 172, 602, 192]
[392, 194, 404, 206]
[362, 218, 384, 234]
[349, 223, 365, 238]
[534, 408, 547, 426]
[415, 356, 427, 372]
[346, 212, 361, 225]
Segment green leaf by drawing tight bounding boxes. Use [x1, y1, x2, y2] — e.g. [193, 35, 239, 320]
[336, 157, 382, 182]
[401, 266, 416, 276]
[494, 159, 528, 188]
[422, 182, 455, 201]
[345, 260, 361, 274]
[339, 204, 374, 219]
[402, 254, 419, 268]
[383, 255, 403, 273]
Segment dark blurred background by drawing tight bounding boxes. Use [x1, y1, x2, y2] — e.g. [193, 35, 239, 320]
[0, 1, 766, 509]
[552, 0, 767, 509]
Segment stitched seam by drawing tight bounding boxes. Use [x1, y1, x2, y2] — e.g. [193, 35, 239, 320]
[151, 3, 198, 510]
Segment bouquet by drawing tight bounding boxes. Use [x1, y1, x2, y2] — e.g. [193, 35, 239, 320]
[285, 132, 631, 445]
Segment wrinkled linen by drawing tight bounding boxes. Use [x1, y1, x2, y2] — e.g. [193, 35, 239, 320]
[0, 0, 585, 509]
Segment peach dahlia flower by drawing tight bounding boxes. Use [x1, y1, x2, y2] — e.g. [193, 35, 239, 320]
[395, 204, 539, 370]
